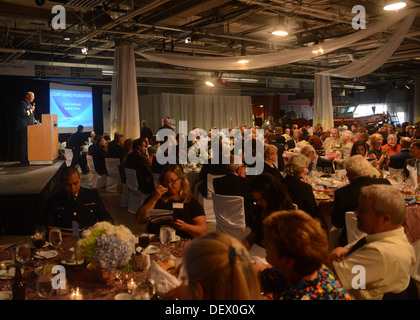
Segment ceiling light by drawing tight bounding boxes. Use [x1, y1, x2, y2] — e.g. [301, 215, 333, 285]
[205, 81, 215, 87]
[272, 16, 288, 36]
[237, 59, 249, 64]
[81, 47, 89, 55]
[64, 37, 70, 41]
[384, 1, 407, 11]
[185, 37, 192, 44]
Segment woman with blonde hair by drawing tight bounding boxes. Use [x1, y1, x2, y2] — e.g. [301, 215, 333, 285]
[136, 164, 206, 238]
[182, 232, 261, 300]
[263, 143, 284, 181]
[256, 210, 351, 300]
[283, 154, 318, 218]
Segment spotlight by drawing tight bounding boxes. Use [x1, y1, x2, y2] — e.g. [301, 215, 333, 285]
[272, 16, 288, 36]
[205, 81, 215, 87]
[185, 37, 192, 44]
[384, 1, 407, 11]
[81, 47, 89, 55]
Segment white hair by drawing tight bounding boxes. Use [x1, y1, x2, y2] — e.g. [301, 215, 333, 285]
[344, 155, 373, 178]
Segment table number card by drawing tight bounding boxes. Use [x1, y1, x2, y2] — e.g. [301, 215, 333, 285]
[72, 221, 80, 239]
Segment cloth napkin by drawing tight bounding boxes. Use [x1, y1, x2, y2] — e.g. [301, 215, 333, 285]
[405, 164, 418, 189]
[148, 257, 181, 295]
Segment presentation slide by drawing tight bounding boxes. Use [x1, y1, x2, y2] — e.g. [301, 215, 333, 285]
[49, 83, 93, 133]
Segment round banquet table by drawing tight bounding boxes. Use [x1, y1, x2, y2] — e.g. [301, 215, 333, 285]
[1, 235, 190, 300]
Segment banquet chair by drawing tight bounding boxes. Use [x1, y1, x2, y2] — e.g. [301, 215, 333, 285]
[118, 164, 129, 208]
[105, 158, 120, 193]
[86, 155, 107, 189]
[125, 168, 147, 214]
[345, 211, 365, 244]
[212, 193, 249, 241]
[195, 174, 226, 224]
[64, 148, 73, 167]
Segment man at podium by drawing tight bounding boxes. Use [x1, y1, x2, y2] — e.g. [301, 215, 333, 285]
[16, 91, 35, 165]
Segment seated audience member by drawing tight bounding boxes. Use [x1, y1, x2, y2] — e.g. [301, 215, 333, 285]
[243, 173, 294, 249]
[44, 167, 113, 231]
[381, 133, 401, 157]
[121, 138, 133, 164]
[125, 138, 155, 194]
[107, 132, 125, 160]
[332, 155, 391, 247]
[287, 129, 301, 150]
[263, 144, 284, 182]
[283, 154, 319, 219]
[350, 140, 368, 157]
[367, 133, 389, 170]
[328, 184, 416, 300]
[333, 130, 354, 169]
[179, 232, 261, 300]
[300, 127, 309, 141]
[136, 164, 206, 239]
[282, 128, 291, 141]
[323, 128, 343, 153]
[404, 139, 420, 182]
[213, 156, 255, 226]
[300, 144, 334, 174]
[389, 137, 413, 170]
[308, 134, 325, 155]
[255, 210, 351, 300]
[266, 133, 285, 171]
[88, 135, 107, 175]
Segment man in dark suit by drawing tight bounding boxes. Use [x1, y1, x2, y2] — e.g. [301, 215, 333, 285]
[107, 132, 125, 160]
[141, 120, 154, 141]
[125, 138, 155, 194]
[68, 125, 88, 174]
[213, 158, 255, 226]
[286, 129, 301, 150]
[332, 155, 391, 246]
[16, 91, 35, 164]
[43, 167, 113, 231]
[300, 144, 334, 173]
[389, 137, 413, 170]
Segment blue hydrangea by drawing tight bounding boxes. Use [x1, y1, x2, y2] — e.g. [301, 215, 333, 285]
[93, 234, 132, 271]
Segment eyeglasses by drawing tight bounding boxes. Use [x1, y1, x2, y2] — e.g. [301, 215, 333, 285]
[165, 177, 180, 185]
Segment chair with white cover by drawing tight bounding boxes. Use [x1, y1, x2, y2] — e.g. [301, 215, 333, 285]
[212, 193, 249, 241]
[64, 149, 73, 167]
[125, 168, 147, 214]
[105, 158, 120, 193]
[195, 174, 226, 223]
[86, 155, 107, 189]
[345, 211, 365, 244]
[118, 164, 129, 208]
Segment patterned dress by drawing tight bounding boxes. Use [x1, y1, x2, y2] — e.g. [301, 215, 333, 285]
[260, 264, 352, 300]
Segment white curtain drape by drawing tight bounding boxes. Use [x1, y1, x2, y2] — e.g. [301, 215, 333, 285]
[110, 43, 140, 139]
[313, 75, 334, 131]
[138, 93, 253, 135]
[137, 9, 416, 71]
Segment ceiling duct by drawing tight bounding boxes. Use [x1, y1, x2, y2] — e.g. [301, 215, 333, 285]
[65, 0, 109, 10]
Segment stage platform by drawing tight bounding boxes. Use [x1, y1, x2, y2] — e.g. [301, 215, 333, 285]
[0, 160, 65, 235]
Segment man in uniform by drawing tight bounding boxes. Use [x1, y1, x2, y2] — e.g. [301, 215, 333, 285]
[16, 91, 35, 164]
[43, 167, 113, 231]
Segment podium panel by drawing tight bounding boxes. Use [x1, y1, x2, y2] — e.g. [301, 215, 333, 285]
[28, 114, 58, 165]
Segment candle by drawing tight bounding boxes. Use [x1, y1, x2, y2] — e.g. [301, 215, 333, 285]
[70, 287, 83, 300]
[127, 279, 137, 293]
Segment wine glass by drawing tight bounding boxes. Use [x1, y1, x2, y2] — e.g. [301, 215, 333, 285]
[0, 247, 15, 279]
[36, 274, 54, 299]
[31, 227, 46, 265]
[15, 244, 31, 270]
[48, 228, 62, 251]
[138, 233, 150, 254]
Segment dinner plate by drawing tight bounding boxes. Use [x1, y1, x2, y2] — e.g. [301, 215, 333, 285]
[136, 245, 159, 255]
[114, 293, 134, 300]
[34, 250, 58, 259]
[0, 291, 12, 300]
[0, 267, 23, 280]
[61, 259, 84, 266]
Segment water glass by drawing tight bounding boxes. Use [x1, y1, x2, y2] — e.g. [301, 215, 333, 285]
[15, 243, 31, 266]
[48, 228, 62, 250]
[0, 248, 14, 278]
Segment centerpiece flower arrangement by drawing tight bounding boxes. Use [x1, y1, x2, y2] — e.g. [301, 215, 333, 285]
[76, 222, 137, 273]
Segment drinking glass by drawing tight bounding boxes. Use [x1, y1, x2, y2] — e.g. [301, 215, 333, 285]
[36, 274, 54, 298]
[159, 225, 173, 260]
[138, 233, 150, 254]
[0, 247, 14, 279]
[48, 228, 62, 250]
[133, 281, 152, 300]
[31, 226, 46, 265]
[15, 243, 31, 269]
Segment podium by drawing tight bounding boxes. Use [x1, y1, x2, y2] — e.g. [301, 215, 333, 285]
[28, 114, 59, 165]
